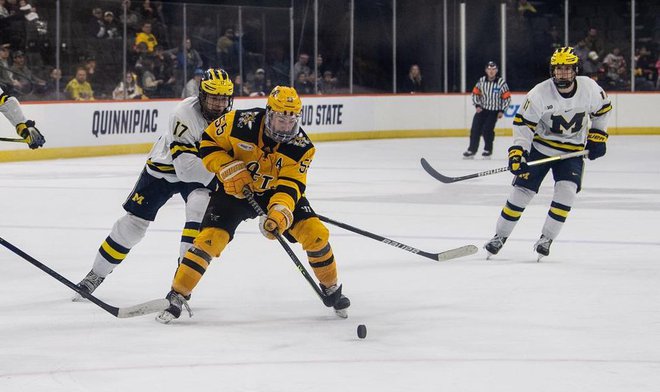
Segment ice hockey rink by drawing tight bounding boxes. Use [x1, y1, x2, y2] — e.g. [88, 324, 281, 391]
[1, 135, 659, 392]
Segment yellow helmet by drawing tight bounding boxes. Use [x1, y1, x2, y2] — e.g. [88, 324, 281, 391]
[549, 47, 579, 88]
[265, 86, 302, 143]
[199, 68, 234, 121]
[550, 46, 579, 66]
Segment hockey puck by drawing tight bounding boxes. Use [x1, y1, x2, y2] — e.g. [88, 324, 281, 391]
[357, 324, 367, 339]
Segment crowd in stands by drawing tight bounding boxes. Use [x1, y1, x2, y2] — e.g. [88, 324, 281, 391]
[0, 0, 659, 102]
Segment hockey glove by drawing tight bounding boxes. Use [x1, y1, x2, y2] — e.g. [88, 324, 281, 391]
[16, 120, 45, 149]
[507, 145, 528, 175]
[218, 160, 253, 198]
[260, 204, 293, 240]
[585, 129, 608, 160]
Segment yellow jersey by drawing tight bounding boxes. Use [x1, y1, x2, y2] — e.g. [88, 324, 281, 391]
[200, 108, 314, 212]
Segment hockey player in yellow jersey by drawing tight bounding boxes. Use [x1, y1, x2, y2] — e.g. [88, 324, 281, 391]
[484, 47, 612, 260]
[73, 69, 234, 298]
[156, 86, 350, 323]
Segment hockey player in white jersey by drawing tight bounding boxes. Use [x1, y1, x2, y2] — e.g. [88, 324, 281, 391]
[0, 86, 45, 149]
[484, 47, 612, 260]
[74, 69, 234, 297]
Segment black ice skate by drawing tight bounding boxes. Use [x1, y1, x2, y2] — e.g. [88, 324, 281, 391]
[321, 283, 350, 318]
[155, 290, 192, 324]
[484, 235, 507, 259]
[462, 150, 476, 159]
[482, 150, 492, 159]
[534, 235, 553, 262]
[72, 270, 105, 302]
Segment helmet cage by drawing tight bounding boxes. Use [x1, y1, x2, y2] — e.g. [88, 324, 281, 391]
[264, 109, 301, 143]
[198, 68, 234, 122]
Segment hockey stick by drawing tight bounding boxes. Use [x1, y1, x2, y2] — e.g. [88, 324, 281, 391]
[420, 150, 590, 184]
[318, 214, 478, 261]
[0, 137, 28, 143]
[243, 190, 334, 307]
[0, 236, 169, 318]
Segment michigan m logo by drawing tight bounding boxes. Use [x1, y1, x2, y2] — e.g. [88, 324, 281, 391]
[132, 193, 145, 205]
[550, 112, 586, 134]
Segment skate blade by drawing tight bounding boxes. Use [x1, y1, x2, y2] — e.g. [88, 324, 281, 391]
[334, 309, 348, 319]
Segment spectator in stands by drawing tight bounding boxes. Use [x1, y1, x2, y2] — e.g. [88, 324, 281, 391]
[65, 67, 94, 100]
[181, 67, 203, 98]
[602, 47, 627, 90]
[583, 27, 604, 58]
[634, 46, 656, 91]
[152, 45, 177, 97]
[41, 66, 63, 100]
[112, 72, 144, 100]
[119, 0, 141, 35]
[319, 70, 338, 94]
[101, 11, 120, 39]
[293, 52, 311, 82]
[216, 28, 236, 73]
[401, 64, 424, 93]
[9, 49, 44, 97]
[82, 56, 97, 90]
[233, 73, 249, 96]
[294, 71, 313, 95]
[135, 21, 157, 54]
[88, 7, 105, 38]
[177, 38, 203, 78]
[140, 57, 163, 97]
[0, 43, 20, 93]
[582, 51, 601, 80]
[248, 68, 271, 96]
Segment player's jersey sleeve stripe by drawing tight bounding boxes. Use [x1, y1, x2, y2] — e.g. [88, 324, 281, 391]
[146, 159, 176, 173]
[513, 114, 537, 131]
[592, 103, 612, 117]
[532, 135, 585, 152]
[170, 142, 199, 160]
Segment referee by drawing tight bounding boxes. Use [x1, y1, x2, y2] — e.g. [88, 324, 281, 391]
[463, 61, 511, 158]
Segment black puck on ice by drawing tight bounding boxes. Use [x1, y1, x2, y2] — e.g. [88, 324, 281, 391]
[357, 324, 367, 339]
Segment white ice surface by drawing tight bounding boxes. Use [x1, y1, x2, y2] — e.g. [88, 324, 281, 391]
[1, 136, 659, 392]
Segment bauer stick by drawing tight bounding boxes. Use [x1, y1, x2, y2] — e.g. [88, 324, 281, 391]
[420, 150, 589, 184]
[243, 190, 335, 307]
[318, 214, 477, 261]
[0, 236, 169, 318]
[0, 137, 28, 143]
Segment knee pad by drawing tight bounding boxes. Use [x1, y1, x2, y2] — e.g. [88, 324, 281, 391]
[289, 217, 330, 252]
[193, 227, 230, 258]
[185, 188, 211, 223]
[111, 213, 150, 248]
[553, 181, 578, 206]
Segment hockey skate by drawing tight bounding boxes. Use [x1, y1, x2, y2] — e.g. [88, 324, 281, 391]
[321, 284, 350, 319]
[155, 290, 192, 324]
[72, 270, 105, 302]
[484, 235, 507, 259]
[534, 235, 553, 262]
[462, 150, 476, 159]
[481, 150, 492, 159]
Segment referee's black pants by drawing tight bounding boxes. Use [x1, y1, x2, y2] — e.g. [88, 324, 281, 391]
[467, 109, 499, 153]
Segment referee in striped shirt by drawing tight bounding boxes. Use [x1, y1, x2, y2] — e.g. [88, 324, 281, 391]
[463, 61, 511, 158]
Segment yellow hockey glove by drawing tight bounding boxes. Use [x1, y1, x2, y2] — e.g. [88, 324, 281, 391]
[16, 120, 45, 149]
[218, 160, 252, 198]
[260, 204, 293, 240]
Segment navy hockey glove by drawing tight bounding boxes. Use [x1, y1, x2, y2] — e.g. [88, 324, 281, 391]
[507, 146, 528, 175]
[16, 120, 45, 149]
[585, 129, 607, 160]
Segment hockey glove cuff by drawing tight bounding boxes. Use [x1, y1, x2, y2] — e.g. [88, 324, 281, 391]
[585, 129, 608, 160]
[260, 204, 293, 240]
[508, 145, 528, 175]
[218, 160, 253, 198]
[16, 120, 45, 149]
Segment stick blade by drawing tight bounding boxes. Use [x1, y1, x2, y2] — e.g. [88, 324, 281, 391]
[435, 245, 478, 261]
[116, 298, 170, 318]
[420, 158, 457, 183]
